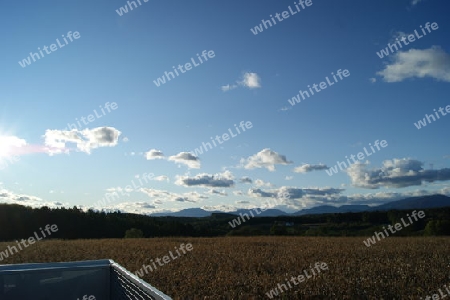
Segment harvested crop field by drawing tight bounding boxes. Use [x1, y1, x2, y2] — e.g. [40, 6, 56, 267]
[1, 237, 449, 299]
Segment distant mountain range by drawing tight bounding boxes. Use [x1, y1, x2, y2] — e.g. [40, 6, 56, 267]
[149, 194, 450, 217]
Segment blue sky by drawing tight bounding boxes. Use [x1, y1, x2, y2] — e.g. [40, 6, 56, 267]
[0, 0, 449, 214]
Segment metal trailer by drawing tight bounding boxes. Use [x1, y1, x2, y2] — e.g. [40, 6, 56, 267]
[0, 259, 172, 300]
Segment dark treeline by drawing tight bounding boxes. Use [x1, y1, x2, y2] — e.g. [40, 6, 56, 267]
[1, 204, 450, 241]
[0, 204, 230, 241]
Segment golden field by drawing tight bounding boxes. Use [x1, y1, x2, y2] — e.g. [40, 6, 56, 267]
[1, 237, 449, 299]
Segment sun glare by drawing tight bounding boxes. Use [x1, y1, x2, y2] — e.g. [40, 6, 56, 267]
[0, 135, 26, 157]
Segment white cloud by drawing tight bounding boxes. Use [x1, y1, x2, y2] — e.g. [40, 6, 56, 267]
[241, 148, 292, 171]
[168, 152, 201, 169]
[106, 187, 131, 197]
[221, 84, 238, 92]
[240, 176, 253, 184]
[0, 188, 66, 208]
[294, 163, 328, 173]
[153, 175, 169, 182]
[43, 127, 121, 155]
[240, 72, 261, 89]
[242, 186, 443, 210]
[207, 189, 228, 196]
[141, 188, 207, 203]
[221, 72, 261, 92]
[347, 158, 450, 189]
[175, 170, 235, 188]
[254, 179, 273, 187]
[145, 149, 165, 160]
[377, 46, 450, 82]
[201, 204, 237, 212]
[95, 201, 166, 214]
[248, 186, 343, 200]
[236, 200, 250, 204]
[279, 106, 292, 111]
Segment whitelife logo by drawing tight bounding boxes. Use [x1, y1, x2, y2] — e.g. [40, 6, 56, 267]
[115, 0, 149, 16]
[153, 50, 215, 87]
[265, 262, 329, 298]
[422, 283, 450, 300]
[77, 296, 95, 300]
[190, 121, 252, 157]
[363, 210, 425, 247]
[18, 31, 81, 68]
[287, 69, 350, 107]
[413, 104, 450, 130]
[94, 172, 156, 208]
[228, 191, 290, 228]
[134, 243, 193, 277]
[250, 0, 313, 35]
[376, 22, 438, 59]
[326, 140, 388, 176]
[0, 224, 58, 262]
[63, 102, 118, 131]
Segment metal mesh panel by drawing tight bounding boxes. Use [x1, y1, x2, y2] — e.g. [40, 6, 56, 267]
[110, 262, 171, 300]
[110, 267, 155, 300]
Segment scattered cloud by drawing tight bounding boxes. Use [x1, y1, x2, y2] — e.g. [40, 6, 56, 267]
[98, 201, 166, 214]
[254, 179, 274, 187]
[240, 176, 253, 184]
[141, 188, 207, 203]
[105, 186, 132, 197]
[236, 200, 250, 204]
[221, 84, 238, 92]
[377, 46, 450, 82]
[43, 127, 121, 155]
[207, 189, 228, 196]
[168, 152, 201, 169]
[201, 204, 237, 212]
[0, 188, 66, 208]
[175, 170, 235, 188]
[221, 72, 261, 92]
[153, 175, 169, 182]
[242, 185, 450, 211]
[241, 148, 292, 171]
[294, 163, 328, 173]
[248, 186, 344, 200]
[145, 149, 165, 160]
[99, 187, 450, 214]
[240, 72, 261, 89]
[347, 158, 450, 189]
[279, 106, 292, 111]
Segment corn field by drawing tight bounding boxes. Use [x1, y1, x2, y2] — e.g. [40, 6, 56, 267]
[1, 237, 449, 299]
